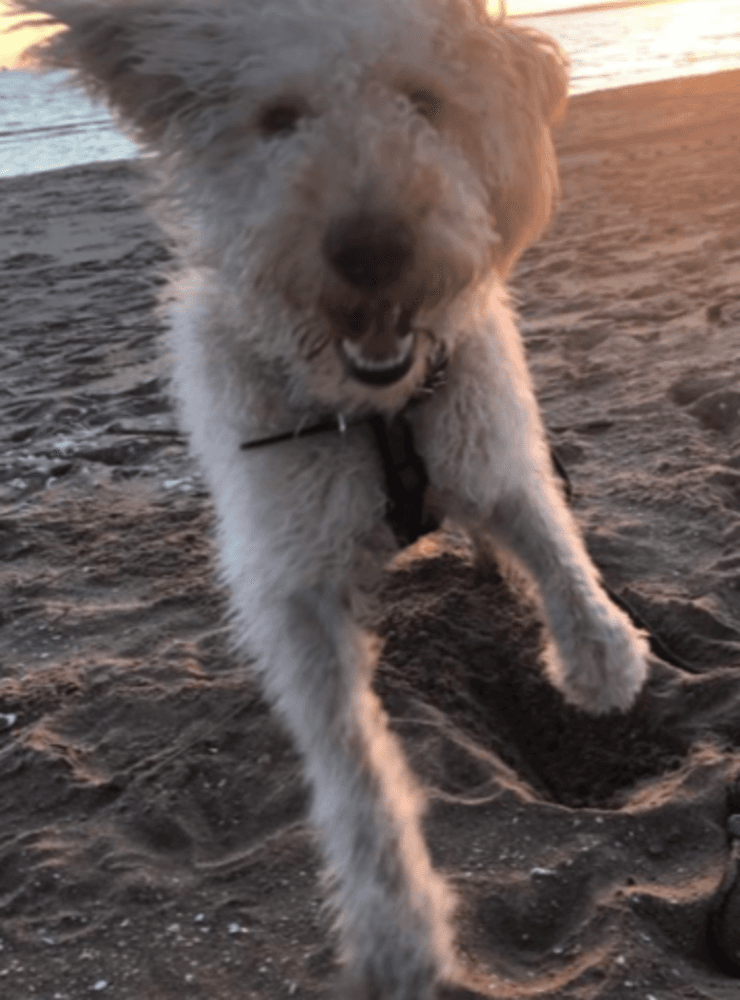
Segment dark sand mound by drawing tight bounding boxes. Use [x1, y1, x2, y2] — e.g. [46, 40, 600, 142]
[1, 70, 740, 998]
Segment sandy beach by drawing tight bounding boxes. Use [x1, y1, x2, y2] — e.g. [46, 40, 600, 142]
[1, 69, 740, 999]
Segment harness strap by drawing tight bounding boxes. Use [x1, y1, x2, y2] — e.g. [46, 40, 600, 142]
[239, 348, 448, 546]
[240, 410, 439, 547]
[368, 413, 441, 547]
[240, 415, 352, 451]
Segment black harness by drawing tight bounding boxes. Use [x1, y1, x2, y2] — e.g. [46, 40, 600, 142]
[240, 352, 447, 547]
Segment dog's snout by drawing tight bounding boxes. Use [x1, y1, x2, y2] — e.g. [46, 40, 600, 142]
[323, 214, 414, 290]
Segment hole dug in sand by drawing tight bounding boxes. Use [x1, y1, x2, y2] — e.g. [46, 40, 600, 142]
[375, 543, 740, 991]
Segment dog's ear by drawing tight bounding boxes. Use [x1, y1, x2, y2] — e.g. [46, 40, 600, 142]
[455, 17, 568, 277]
[10, 0, 224, 144]
[500, 23, 569, 126]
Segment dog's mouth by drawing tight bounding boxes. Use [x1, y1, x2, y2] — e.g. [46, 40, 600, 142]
[333, 302, 417, 387]
[340, 331, 415, 386]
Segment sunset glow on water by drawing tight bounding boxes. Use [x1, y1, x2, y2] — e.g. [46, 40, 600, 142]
[518, 0, 740, 93]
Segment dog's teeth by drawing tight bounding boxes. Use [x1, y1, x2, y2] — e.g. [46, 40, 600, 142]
[396, 331, 413, 356]
[341, 332, 413, 371]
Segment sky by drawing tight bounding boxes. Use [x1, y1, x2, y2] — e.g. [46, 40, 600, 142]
[0, 1, 691, 69]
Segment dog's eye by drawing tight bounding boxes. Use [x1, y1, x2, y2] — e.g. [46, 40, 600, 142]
[408, 89, 443, 121]
[259, 102, 303, 137]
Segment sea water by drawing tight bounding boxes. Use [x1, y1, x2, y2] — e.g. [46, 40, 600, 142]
[1, 0, 739, 179]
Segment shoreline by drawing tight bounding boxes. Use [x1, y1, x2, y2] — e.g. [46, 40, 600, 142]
[512, 0, 693, 17]
[2, 66, 740, 183]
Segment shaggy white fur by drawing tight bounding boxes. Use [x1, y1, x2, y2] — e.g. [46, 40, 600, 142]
[13, 1, 649, 995]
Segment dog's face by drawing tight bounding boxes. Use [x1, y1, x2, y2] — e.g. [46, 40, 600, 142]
[16, 0, 567, 412]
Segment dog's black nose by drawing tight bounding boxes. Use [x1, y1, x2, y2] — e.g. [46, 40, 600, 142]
[323, 214, 414, 290]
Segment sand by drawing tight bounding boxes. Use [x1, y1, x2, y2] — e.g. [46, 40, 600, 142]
[1, 68, 740, 1000]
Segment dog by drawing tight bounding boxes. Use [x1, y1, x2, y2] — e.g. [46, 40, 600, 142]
[14, 0, 649, 995]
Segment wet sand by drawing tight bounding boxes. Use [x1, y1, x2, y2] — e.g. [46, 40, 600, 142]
[1, 69, 740, 999]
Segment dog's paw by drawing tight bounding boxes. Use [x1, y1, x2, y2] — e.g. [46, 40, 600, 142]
[544, 604, 650, 715]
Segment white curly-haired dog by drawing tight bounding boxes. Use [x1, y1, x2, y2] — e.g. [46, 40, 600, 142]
[14, 0, 649, 995]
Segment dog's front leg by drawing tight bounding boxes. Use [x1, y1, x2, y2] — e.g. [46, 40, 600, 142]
[413, 306, 649, 715]
[254, 586, 455, 998]
[220, 441, 455, 1000]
